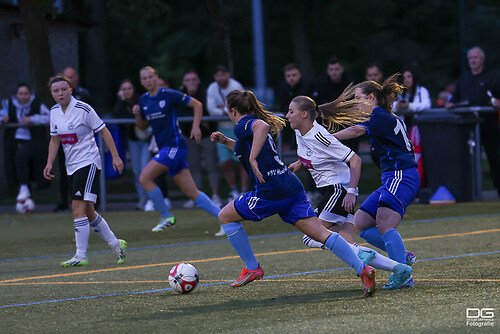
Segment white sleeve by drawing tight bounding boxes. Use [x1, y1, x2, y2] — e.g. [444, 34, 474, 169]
[409, 86, 432, 111]
[317, 131, 354, 163]
[86, 106, 106, 132]
[30, 103, 50, 125]
[206, 83, 225, 116]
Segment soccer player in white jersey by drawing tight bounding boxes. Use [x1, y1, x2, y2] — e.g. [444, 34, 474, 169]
[286, 95, 414, 290]
[43, 74, 127, 267]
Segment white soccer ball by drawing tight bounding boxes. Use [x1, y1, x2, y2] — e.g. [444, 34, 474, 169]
[16, 198, 35, 214]
[169, 263, 199, 294]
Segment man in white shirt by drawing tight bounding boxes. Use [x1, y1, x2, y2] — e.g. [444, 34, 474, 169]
[206, 65, 247, 201]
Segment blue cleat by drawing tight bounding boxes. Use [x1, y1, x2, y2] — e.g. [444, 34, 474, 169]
[358, 248, 376, 265]
[383, 264, 413, 290]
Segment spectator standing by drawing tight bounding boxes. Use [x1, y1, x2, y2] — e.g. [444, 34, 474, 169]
[394, 69, 432, 127]
[207, 65, 248, 201]
[178, 70, 223, 211]
[315, 57, 360, 154]
[1, 83, 49, 207]
[446, 46, 500, 197]
[112, 79, 151, 210]
[275, 63, 314, 114]
[365, 63, 384, 84]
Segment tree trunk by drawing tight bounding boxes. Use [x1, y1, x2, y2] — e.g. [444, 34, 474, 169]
[205, 0, 233, 72]
[18, 0, 55, 106]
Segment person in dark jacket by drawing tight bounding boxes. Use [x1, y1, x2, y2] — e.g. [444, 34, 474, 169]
[1, 83, 49, 206]
[446, 46, 500, 197]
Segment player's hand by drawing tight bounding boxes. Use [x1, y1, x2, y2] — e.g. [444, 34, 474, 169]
[132, 104, 140, 116]
[1, 115, 8, 123]
[493, 98, 500, 109]
[250, 159, 265, 183]
[288, 161, 302, 173]
[190, 126, 202, 143]
[210, 131, 226, 144]
[112, 156, 124, 174]
[43, 164, 55, 180]
[342, 193, 356, 213]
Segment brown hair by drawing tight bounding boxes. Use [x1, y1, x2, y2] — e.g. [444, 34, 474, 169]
[355, 73, 404, 111]
[291, 96, 317, 121]
[226, 90, 285, 135]
[48, 73, 72, 89]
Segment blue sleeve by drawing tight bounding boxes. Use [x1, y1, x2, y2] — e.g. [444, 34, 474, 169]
[361, 113, 382, 136]
[166, 89, 192, 107]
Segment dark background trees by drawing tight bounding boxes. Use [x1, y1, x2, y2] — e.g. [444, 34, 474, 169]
[19, 0, 500, 108]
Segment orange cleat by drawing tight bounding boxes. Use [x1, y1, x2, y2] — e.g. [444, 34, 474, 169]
[360, 265, 377, 297]
[230, 266, 264, 287]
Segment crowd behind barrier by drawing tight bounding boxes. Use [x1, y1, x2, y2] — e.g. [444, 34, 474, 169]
[1, 106, 496, 211]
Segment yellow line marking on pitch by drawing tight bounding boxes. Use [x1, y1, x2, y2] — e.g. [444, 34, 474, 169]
[1, 278, 499, 286]
[1, 228, 499, 284]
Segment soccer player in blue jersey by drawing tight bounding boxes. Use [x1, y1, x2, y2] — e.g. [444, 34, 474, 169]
[210, 89, 377, 297]
[319, 74, 419, 288]
[132, 66, 223, 234]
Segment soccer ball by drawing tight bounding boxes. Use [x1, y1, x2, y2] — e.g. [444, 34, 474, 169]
[169, 263, 199, 294]
[16, 198, 35, 214]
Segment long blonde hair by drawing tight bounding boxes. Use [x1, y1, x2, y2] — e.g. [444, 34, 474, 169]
[318, 73, 404, 132]
[317, 83, 373, 132]
[226, 90, 285, 135]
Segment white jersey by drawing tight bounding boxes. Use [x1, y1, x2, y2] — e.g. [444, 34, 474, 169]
[295, 120, 354, 188]
[50, 97, 105, 175]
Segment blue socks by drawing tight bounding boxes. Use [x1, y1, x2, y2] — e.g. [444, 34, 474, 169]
[381, 229, 406, 264]
[324, 232, 364, 276]
[222, 222, 259, 270]
[194, 192, 221, 218]
[147, 187, 172, 218]
[359, 226, 386, 251]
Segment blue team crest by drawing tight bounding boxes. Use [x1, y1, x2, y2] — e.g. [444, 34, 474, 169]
[159, 100, 165, 108]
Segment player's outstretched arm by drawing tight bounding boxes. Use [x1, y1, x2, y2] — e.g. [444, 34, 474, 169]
[334, 125, 367, 141]
[132, 104, 149, 130]
[99, 127, 124, 174]
[43, 135, 60, 180]
[343, 153, 361, 213]
[288, 159, 302, 173]
[188, 97, 202, 143]
[210, 131, 235, 151]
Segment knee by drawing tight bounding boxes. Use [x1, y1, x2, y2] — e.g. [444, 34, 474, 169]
[138, 171, 149, 186]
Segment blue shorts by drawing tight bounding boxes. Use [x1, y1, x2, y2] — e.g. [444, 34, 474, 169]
[234, 189, 316, 224]
[360, 167, 420, 218]
[152, 147, 189, 177]
[216, 128, 239, 162]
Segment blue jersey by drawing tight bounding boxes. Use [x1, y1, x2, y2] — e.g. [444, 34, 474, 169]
[233, 115, 304, 200]
[361, 107, 418, 172]
[139, 88, 192, 149]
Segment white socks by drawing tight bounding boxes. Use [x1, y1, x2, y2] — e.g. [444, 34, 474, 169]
[74, 217, 90, 259]
[89, 214, 120, 249]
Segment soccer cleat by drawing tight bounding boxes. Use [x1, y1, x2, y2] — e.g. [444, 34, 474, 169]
[152, 216, 176, 232]
[215, 225, 226, 237]
[406, 251, 417, 266]
[16, 186, 31, 201]
[61, 256, 88, 267]
[230, 266, 264, 287]
[360, 265, 377, 297]
[383, 264, 413, 290]
[144, 200, 155, 212]
[402, 275, 415, 288]
[113, 239, 127, 264]
[357, 248, 376, 265]
[211, 194, 222, 208]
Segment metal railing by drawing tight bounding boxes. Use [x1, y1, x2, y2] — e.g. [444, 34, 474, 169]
[1, 106, 497, 208]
